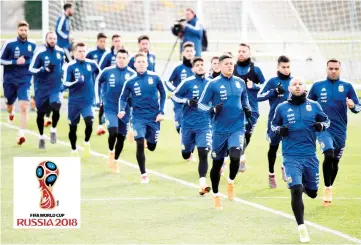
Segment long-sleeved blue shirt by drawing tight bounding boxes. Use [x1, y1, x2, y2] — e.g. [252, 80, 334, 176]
[55, 14, 70, 49]
[258, 75, 292, 129]
[198, 74, 251, 134]
[166, 62, 193, 92]
[172, 74, 211, 129]
[129, 52, 156, 72]
[271, 99, 330, 157]
[29, 44, 64, 92]
[308, 78, 361, 138]
[86, 47, 107, 64]
[95, 65, 135, 122]
[234, 63, 265, 113]
[0, 37, 37, 83]
[99, 48, 117, 70]
[63, 59, 99, 106]
[119, 71, 166, 121]
[182, 17, 203, 56]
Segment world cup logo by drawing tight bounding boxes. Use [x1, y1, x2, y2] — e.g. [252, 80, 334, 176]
[36, 161, 59, 209]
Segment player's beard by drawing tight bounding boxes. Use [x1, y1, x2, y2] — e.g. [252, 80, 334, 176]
[46, 41, 56, 49]
[18, 34, 27, 41]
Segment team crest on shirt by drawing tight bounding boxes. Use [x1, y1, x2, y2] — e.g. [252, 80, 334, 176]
[56, 52, 61, 59]
[148, 77, 154, 85]
[306, 104, 312, 112]
[125, 73, 130, 80]
[338, 85, 344, 92]
[320, 141, 325, 151]
[212, 151, 217, 158]
[181, 144, 185, 150]
[87, 64, 91, 71]
[235, 81, 241, 88]
[149, 56, 154, 63]
[133, 129, 138, 137]
[27, 44, 32, 52]
[287, 176, 292, 184]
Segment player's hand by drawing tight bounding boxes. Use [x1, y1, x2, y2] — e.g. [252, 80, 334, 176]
[243, 107, 252, 119]
[346, 98, 355, 109]
[187, 97, 198, 107]
[313, 122, 324, 132]
[117, 111, 126, 119]
[246, 79, 253, 89]
[276, 126, 289, 137]
[16, 56, 26, 65]
[275, 83, 285, 95]
[156, 114, 165, 122]
[212, 103, 223, 117]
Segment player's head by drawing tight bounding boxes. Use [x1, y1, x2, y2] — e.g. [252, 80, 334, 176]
[237, 43, 251, 62]
[17, 21, 29, 41]
[289, 77, 306, 96]
[112, 34, 122, 51]
[45, 31, 57, 48]
[96, 33, 107, 50]
[192, 57, 205, 76]
[63, 3, 74, 16]
[134, 52, 148, 74]
[74, 42, 86, 60]
[219, 53, 234, 77]
[116, 49, 129, 68]
[182, 42, 195, 60]
[185, 8, 196, 22]
[211, 56, 220, 73]
[138, 35, 150, 53]
[327, 59, 341, 81]
[277, 55, 291, 76]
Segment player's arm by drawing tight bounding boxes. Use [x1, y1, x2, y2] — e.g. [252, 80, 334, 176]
[95, 70, 105, 104]
[152, 55, 156, 72]
[119, 81, 131, 113]
[56, 15, 69, 39]
[346, 84, 361, 114]
[63, 65, 82, 88]
[171, 79, 188, 104]
[307, 83, 318, 101]
[314, 102, 330, 131]
[0, 42, 17, 65]
[198, 82, 213, 112]
[98, 52, 109, 70]
[156, 76, 167, 115]
[128, 56, 135, 70]
[249, 66, 266, 91]
[257, 79, 277, 101]
[165, 67, 178, 92]
[241, 83, 252, 115]
[271, 105, 288, 137]
[184, 21, 202, 38]
[29, 50, 46, 75]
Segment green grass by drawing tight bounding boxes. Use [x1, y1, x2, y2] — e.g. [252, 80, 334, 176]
[1, 111, 361, 244]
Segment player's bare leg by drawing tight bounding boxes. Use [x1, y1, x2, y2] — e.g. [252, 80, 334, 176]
[17, 100, 29, 145]
[6, 104, 15, 123]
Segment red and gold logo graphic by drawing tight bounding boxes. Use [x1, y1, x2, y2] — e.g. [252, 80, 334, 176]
[35, 161, 59, 209]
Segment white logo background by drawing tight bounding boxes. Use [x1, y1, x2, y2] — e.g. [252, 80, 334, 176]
[13, 157, 81, 229]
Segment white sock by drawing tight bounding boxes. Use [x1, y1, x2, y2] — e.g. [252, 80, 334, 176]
[240, 154, 246, 162]
[228, 178, 234, 184]
[10, 109, 15, 115]
[109, 150, 114, 153]
[72, 149, 78, 153]
[141, 173, 148, 177]
[84, 141, 90, 145]
[213, 192, 220, 197]
[50, 127, 56, 133]
[39, 135, 44, 140]
[325, 186, 332, 189]
[18, 129, 24, 137]
[269, 172, 275, 176]
[45, 116, 50, 121]
[199, 177, 206, 187]
[298, 224, 307, 231]
[98, 125, 103, 130]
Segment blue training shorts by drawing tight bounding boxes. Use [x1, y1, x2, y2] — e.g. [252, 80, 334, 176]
[132, 118, 160, 144]
[3, 82, 31, 105]
[68, 103, 94, 126]
[211, 130, 245, 160]
[181, 127, 212, 153]
[104, 111, 128, 136]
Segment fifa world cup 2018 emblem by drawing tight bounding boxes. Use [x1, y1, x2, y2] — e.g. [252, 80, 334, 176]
[36, 161, 59, 209]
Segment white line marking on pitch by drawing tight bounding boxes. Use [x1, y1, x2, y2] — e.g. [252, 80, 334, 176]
[2, 122, 361, 243]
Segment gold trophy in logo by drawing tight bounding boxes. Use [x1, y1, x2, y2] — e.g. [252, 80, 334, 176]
[36, 161, 59, 209]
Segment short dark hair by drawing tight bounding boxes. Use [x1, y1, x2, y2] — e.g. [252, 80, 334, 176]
[240, 43, 250, 50]
[97, 32, 107, 40]
[327, 58, 341, 66]
[18, 21, 29, 29]
[211, 56, 219, 63]
[74, 42, 86, 50]
[63, 3, 72, 11]
[117, 48, 129, 56]
[192, 57, 203, 67]
[112, 34, 121, 40]
[138, 35, 149, 43]
[219, 53, 233, 62]
[183, 41, 194, 50]
[278, 55, 290, 64]
[134, 52, 146, 61]
[186, 8, 195, 14]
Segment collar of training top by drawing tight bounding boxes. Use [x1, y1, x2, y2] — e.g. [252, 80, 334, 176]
[237, 58, 251, 67]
